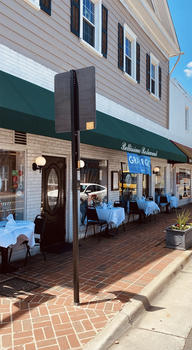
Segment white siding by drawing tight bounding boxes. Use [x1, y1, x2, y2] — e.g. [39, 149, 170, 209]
[0, 0, 169, 127]
[169, 79, 192, 147]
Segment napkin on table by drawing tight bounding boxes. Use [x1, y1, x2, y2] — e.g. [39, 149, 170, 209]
[5, 214, 17, 229]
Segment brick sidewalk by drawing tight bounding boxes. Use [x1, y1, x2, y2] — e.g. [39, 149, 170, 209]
[0, 206, 191, 350]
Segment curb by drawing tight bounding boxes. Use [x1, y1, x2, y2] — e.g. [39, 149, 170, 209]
[83, 250, 192, 350]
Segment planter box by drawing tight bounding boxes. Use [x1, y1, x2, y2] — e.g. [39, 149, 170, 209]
[166, 226, 192, 250]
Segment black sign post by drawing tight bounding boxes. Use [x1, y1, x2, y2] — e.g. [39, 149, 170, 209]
[71, 70, 80, 304]
[55, 66, 96, 305]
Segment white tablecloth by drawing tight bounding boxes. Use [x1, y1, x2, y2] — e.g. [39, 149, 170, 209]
[158, 194, 178, 209]
[169, 196, 178, 209]
[96, 207, 125, 227]
[0, 220, 35, 248]
[137, 200, 160, 216]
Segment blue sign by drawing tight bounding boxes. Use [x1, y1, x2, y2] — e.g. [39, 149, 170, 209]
[127, 153, 151, 175]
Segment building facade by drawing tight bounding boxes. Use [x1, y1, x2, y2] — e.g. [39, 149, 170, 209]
[169, 78, 192, 206]
[0, 0, 187, 256]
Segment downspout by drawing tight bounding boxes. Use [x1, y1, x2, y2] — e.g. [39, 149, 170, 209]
[169, 51, 184, 76]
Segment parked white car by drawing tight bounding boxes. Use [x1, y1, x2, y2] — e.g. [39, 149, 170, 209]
[80, 183, 107, 202]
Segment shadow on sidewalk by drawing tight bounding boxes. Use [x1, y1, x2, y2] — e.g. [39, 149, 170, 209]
[79, 289, 165, 312]
[0, 287, 54, 330]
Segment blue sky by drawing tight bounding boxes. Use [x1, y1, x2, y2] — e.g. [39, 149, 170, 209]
[167, 0, 192, 96]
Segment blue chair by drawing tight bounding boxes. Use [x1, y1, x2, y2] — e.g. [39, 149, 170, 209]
[159, 195, 170, 213]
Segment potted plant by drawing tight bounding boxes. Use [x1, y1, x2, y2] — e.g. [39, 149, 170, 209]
[166, 210, 192, 250]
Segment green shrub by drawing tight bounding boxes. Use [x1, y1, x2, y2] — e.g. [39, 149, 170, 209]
[171, 209, 191, 230]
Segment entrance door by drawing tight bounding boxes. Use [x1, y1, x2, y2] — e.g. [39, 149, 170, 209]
[41, 156, 66, 250]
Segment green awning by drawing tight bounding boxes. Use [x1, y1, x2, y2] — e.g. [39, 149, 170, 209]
[80, 113, 187, 162]
[0, 70, 187, 163]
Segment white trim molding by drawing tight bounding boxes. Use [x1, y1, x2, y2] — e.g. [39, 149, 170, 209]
[120, 0, 180, 57]
[0, 44, 55, 91]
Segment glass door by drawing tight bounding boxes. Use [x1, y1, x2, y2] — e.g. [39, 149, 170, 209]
[0, 150, 25, 220]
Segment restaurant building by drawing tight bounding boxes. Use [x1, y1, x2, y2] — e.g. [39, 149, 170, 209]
[0, 0, 187, 257]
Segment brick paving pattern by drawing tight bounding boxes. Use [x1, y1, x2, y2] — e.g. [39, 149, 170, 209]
[0, 206, 191, 350]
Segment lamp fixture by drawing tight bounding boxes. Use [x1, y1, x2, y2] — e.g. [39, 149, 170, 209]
[32, 156, 46, 172]
[153, 166, 160, 174]
[77, 160, 85, 169]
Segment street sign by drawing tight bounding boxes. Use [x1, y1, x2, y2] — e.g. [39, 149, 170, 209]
[55, 67, 96, 305]
[55, 66, 96, 133]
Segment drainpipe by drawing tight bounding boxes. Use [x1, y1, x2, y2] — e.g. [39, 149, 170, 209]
[169, 51, 184, 76]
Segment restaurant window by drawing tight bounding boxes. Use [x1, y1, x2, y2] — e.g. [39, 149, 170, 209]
[0, 151, 25, 220]
[80, 158, 108, 224]
[120, 171, 137, 202]
[177, 169, 191, 199]
[154, 166, 165, 201]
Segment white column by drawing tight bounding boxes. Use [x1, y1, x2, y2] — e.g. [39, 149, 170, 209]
[137, 174, 143, 198]
[151, 173, 155, 200]
[172, 167, 177, 198]
[165, 164, 171, 194]
[190, 167, 192, 200]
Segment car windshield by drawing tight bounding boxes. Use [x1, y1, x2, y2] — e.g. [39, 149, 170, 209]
[80, 184, 87, 192]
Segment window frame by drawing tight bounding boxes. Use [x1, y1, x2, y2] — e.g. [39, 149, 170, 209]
[123, 24, 137, 83]
[0, 149, 26, 220]
[150, 53, 159, 98]
[80, 0, 102, 55]
[178, 168, 191, 199]
[82, 0, 95, 47]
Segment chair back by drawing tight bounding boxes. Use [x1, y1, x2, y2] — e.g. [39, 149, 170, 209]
[87, 207, 99, 222]
[34, 214, 47, 250]
[129, 201, 140, 214]
[114, 201, 123, 207]
[159, 195, 168, 204]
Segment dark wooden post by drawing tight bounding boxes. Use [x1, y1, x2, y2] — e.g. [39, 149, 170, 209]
[71, 70, 80, 304]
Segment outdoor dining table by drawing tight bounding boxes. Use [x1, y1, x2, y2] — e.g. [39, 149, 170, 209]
[166, 194, 178, 209]
[157, 194, 178, 210]
[137, 199, 160, 216]
[0, 219, 35, 273]
[96, 206, 125, 227]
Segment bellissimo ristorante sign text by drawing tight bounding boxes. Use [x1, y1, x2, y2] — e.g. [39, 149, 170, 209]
[121, 141, 158, 157]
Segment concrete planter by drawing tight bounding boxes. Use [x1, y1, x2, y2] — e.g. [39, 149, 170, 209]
[166, 226, 192, 250]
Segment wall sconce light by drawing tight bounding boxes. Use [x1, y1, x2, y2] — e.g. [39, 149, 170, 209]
[77, 160, 85, 169]
[153, 166, 160, 175]
[32, 156, 46, 172]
